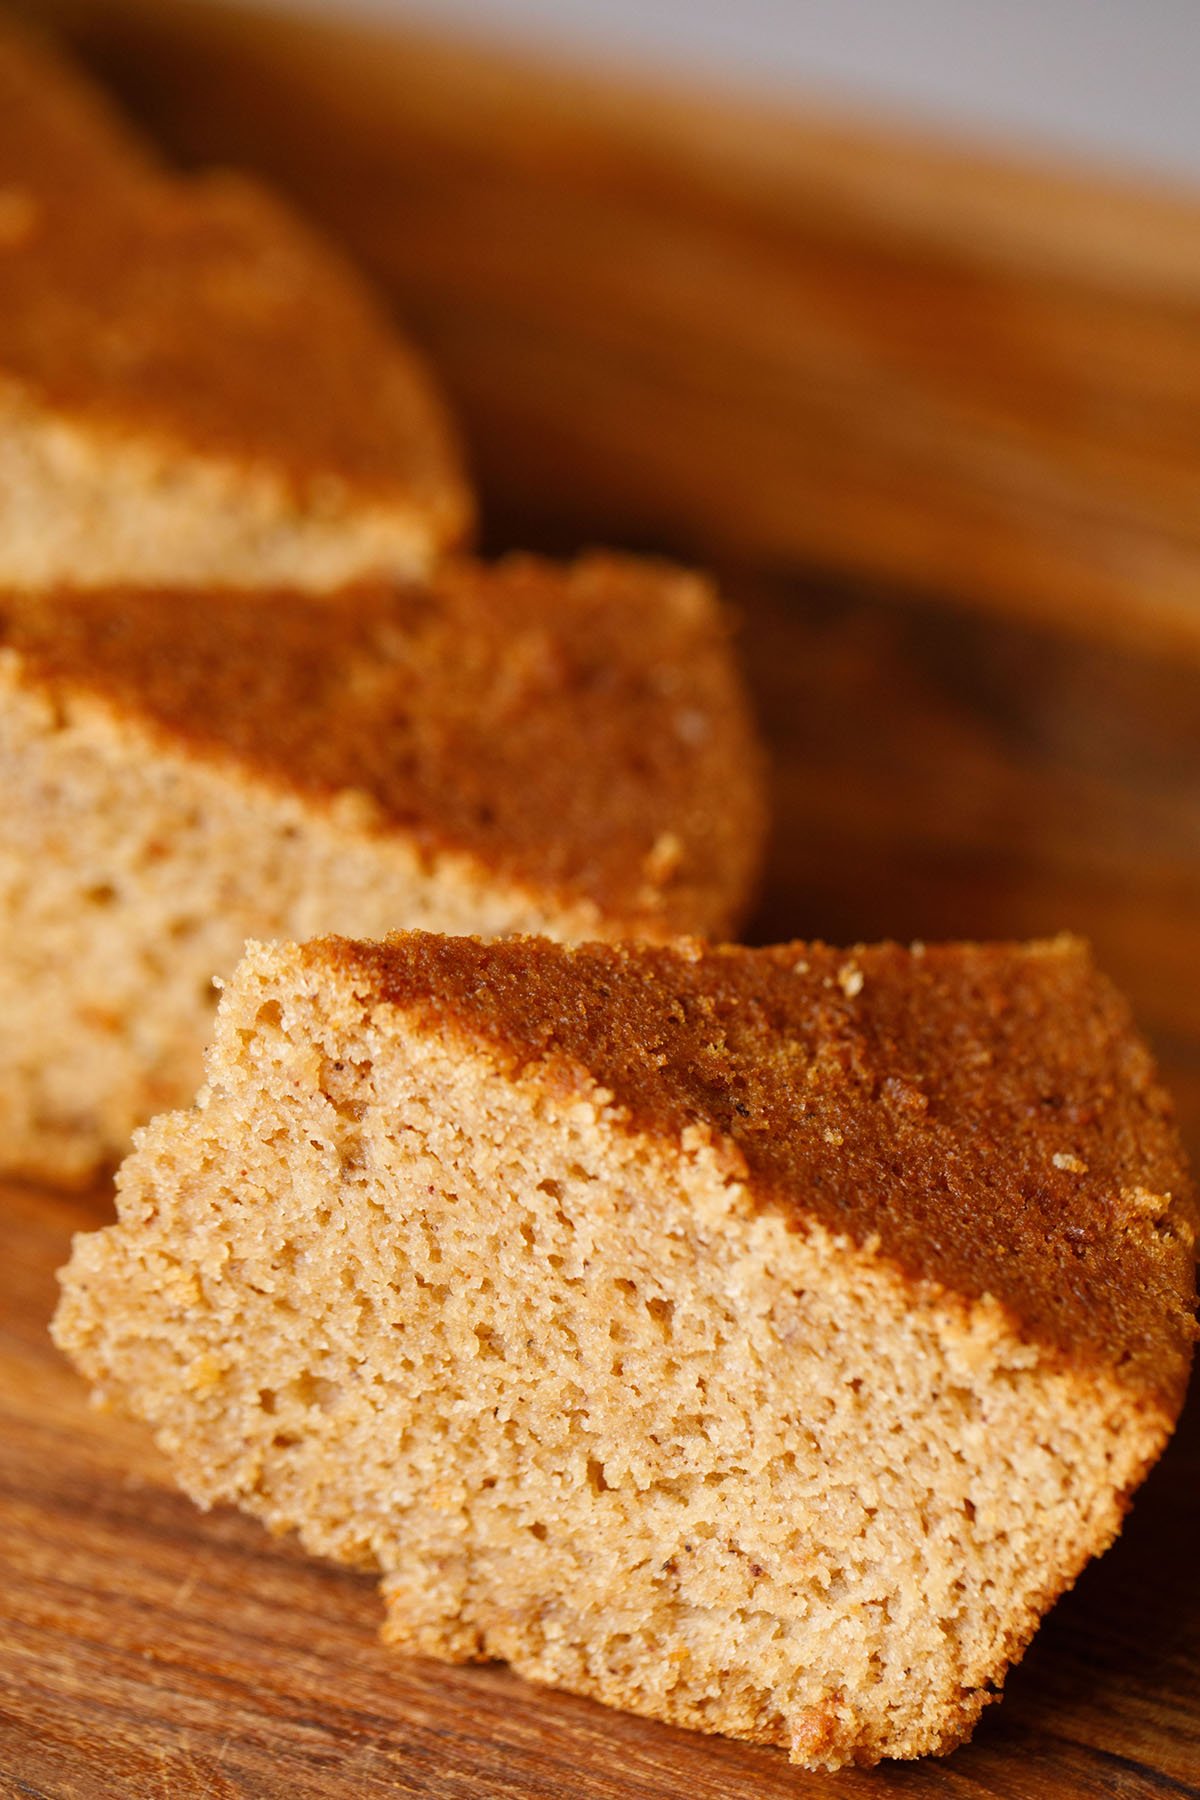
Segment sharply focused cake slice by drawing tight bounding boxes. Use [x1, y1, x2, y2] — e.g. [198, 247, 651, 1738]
[54, 930, 1196, 1768]
[0, 15, 470, 585]
[0, 554, 765, 1185]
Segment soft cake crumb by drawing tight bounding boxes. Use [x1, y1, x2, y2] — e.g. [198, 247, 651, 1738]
[0, 14, 472, 588]
[0, 556, 765, 1186]
[53, 929, 1196, 1771]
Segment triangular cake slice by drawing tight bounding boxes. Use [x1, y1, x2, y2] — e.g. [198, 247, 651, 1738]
[0, 16, 470, 585]
[0, 554, 765, 1185]
[54, 930, 1196, 1768]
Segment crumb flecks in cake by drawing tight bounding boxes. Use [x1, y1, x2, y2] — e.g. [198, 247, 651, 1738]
[0, 555, 766, 940]
[308, 930, 1198, 1414]
[0, 172, 471, 525]
[0, 558, 765, 1184]
[837, 960, 864, 998]
[53, 930, 1197, 1767]
[0, 17, 471, 583]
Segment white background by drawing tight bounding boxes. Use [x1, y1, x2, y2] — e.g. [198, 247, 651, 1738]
[277, 0, 1200, 185]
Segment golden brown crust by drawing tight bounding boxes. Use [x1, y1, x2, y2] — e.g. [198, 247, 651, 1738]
[0, 18, 471, 541]
[0, 14, 156, 193]
[308, 929, 1198, 1413]
[0, 554, 767, 938]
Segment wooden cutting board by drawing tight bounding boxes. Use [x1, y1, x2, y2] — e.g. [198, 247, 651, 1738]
[4, 5, 1200, 1794]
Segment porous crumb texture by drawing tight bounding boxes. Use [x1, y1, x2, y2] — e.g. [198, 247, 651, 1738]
[0, 16, 471, 585]
[54, 932, 1197, 1769]
[0, 558, 765, 1183]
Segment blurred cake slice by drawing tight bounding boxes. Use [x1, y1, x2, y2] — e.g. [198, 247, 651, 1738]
[0, 15, 471, 586]
[54, 928, 1196, 1767]
[0, 11, 156, 190]
[0, 553, 765, 1184]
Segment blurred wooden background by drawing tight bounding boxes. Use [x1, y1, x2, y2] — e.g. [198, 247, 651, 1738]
[5, 3, 1200, 1796]
[35, 0, 1200, 1107]
[35, 0, 1200, 656]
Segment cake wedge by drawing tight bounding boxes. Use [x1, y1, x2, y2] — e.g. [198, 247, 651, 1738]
[0, 15, 470, 586]
[54, 929, 1196, 1768]
[0, 553, 765, 1186]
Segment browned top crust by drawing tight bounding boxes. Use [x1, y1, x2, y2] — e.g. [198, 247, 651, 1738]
[0, 18, 470, 541]
[0, 555, 766, 938]
[310, 930, 1198, 1414]
[0, 14, 156, 194]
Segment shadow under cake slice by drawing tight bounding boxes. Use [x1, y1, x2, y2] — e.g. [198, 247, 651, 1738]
[0, 13, 471, 587]
[0, 552, 766, 1185]
[54, 928, 1197, 1768]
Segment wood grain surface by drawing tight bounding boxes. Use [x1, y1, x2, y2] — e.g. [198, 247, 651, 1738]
[33, 0, 1200, 658]
[5, 570, 1200, 1798]
[3, 5, 1200, 1796]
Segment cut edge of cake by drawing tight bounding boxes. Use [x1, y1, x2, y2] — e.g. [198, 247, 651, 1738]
[52, 930, 1197, 1769]
[0, 356, 471, 591]
[0, 558, 767, 1184]
[0, 20, 473, 585]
